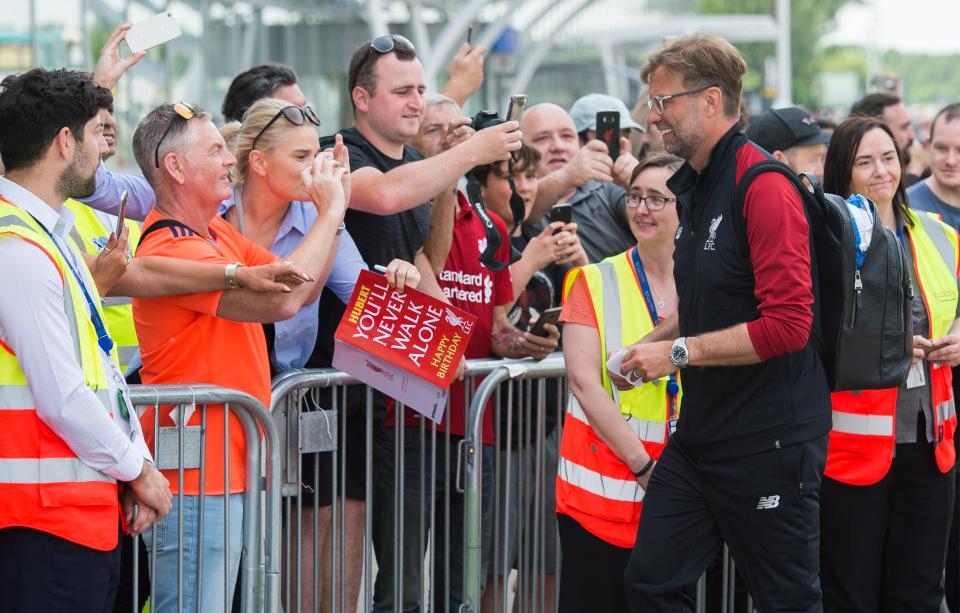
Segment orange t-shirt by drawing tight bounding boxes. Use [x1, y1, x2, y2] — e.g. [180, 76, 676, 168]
[559, 273, 598, 328]
[133, 210, 277, 495]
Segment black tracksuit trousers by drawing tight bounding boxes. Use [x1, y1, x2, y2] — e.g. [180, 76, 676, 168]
[820, 438, 955, 613]
[624, 434, 828, 613]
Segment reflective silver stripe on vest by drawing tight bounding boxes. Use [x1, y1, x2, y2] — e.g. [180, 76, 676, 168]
[0, 457, 115, 484]
[104, 296, 132, 308]
[557, 456, 644, 503]
[596, 262, 622, 352]
[0, 384, 112, 412]
[916, 213, 957, 273]
[0, 214, 88, 365]
[116, 345, 138, 366]
[68, 226, 87, 253]
[568, 395, 665, 444]
[831, 410, 894, 436]
[936, 400, 957, 425]
[0, 215, 35, 233]
[596, 262, 625, 408]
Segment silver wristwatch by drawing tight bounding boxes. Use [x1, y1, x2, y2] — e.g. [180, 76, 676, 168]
[670, 337, 689, 369]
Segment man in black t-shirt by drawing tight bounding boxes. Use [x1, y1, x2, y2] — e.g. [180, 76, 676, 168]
[312, 35, 522, 612]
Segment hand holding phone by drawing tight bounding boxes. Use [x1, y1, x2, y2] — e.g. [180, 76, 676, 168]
[125, 12, 182, 54]
[550, 203, 573, 226]
[529, 306, 563, 337]
[115, 190, 129, 237]
[506, 94, 527, 124]
[596, 111, 620, 160]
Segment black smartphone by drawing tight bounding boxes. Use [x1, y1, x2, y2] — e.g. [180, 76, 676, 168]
[467, 26, 473, 45]
[529, 306, 563, 337]
[550, 203, 572, 226]
[596, 111, 620, 160]
[115, 190, 128, 237]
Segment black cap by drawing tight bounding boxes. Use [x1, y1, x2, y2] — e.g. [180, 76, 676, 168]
[747, 106, 830, 152]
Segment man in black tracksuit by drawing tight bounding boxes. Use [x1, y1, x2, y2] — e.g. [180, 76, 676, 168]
[616, 34, 832, 612]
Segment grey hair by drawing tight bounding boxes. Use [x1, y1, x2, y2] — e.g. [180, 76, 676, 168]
[132, 103, 212, 189]
[423, 92, 461, 115]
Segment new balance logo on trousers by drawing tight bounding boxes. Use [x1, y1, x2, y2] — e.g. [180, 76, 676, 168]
[756, 495, 781, 510]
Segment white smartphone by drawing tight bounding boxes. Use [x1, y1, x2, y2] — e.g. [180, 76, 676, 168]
[125, 12, 182, 54]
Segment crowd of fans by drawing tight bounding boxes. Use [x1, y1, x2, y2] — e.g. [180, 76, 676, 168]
[2, 20, 960, 613]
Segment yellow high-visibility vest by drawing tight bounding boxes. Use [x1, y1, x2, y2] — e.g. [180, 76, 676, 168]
[64, 198, 142, 373]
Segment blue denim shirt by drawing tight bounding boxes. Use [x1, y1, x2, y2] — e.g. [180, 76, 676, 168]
[219, 188, 366, 371]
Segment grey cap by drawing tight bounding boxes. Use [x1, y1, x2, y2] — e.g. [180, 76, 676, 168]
[569, 93, 644, 133]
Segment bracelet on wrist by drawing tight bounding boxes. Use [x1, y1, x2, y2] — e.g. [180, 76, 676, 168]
[634, 457, 655, 479]
[224, 262, 244, 289]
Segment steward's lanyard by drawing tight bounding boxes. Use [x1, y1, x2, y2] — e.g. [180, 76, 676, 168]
[629, 247, 679, 413]
[30, 213, 114, 356]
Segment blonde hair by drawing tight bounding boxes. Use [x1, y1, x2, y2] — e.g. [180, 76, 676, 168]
[231, 97, 310, 183]
[220, 121, 241, 152]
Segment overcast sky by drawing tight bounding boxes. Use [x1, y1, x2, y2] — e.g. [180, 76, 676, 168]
[825, 0, 960, 55]
[6, 0, 960, 55]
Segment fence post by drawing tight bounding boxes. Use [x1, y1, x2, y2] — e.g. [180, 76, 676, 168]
[462, 363, 529, 612]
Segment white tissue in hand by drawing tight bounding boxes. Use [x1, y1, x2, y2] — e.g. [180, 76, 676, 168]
[606, 347, 644, 388]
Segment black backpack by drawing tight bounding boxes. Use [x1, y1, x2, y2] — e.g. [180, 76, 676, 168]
[734, 160, 913, 391]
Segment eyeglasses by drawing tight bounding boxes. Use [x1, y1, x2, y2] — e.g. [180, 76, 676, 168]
[625, 193, 676, 210]
[251, 105, 321, 151]
[646, 84, 718, 115]
[154, 102, 198, 168]
[370, 34, 415, 54]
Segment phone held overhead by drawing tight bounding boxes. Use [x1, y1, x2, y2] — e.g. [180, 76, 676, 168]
[124, 12, 182, 54]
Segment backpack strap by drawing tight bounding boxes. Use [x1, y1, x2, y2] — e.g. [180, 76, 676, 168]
[138, 218, 196, 244]
[731, 159, 824, 249]
[731, 158, 827, 353]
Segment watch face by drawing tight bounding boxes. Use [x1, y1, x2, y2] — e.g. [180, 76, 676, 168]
[671, 343, 688, 365]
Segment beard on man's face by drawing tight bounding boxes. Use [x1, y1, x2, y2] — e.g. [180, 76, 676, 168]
[56, 145, 97, 199]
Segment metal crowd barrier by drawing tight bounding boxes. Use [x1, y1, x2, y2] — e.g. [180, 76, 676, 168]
[125, 384, 282, 613]
[270, 357, 761, 613]
[462, 358, 759, 613]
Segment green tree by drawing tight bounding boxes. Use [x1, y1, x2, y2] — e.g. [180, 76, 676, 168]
[698, 0, 860, 106]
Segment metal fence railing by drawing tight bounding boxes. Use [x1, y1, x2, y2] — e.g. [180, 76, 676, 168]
[119, 361, 761, 613]
[125, 384, 281, 613]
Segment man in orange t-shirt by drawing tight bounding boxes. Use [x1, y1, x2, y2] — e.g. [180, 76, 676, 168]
[130, 102, 348, 611]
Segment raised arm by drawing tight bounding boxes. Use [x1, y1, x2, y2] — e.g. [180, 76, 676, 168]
[527, 140, 614, 223]
[349, 122, 521, 215]
[78, 163, 155, 221]
[440, 43, 485, 107]
[216, 149, 348, 322]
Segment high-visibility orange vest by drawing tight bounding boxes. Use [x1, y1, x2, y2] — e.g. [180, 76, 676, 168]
[556, 247, 680, 548]
[0, 196, 121, 551]
[826, 209, 959, 485]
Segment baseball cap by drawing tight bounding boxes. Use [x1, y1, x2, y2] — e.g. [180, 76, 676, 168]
[569, 93, 644, 133]
[747, 106, 830, 152]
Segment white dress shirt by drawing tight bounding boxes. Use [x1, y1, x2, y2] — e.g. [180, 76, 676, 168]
[0, 176, 151, 482]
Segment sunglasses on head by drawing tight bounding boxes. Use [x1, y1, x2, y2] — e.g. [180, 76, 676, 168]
[251, 105, 321, 151]
[154, 101, 199, 168]
[353, 35, 416, 91]
[370, 34, 415, 54]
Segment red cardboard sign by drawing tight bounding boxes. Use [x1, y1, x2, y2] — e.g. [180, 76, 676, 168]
[332, 269, 478, 420]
